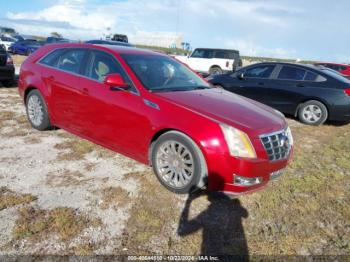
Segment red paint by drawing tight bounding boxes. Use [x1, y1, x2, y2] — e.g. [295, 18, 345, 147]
[315, 62, 350, 76]
[19, 43, 293, 194]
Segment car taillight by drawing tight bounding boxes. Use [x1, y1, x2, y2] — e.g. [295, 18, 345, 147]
[6, 56, 13, 65]
[344, 88, 350, 96]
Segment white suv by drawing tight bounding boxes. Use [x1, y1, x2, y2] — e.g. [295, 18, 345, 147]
[175, 48, 241, 75]
[0, 36, 15, 52]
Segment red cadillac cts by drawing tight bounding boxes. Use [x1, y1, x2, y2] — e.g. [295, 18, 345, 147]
[18, 43, 293, 195]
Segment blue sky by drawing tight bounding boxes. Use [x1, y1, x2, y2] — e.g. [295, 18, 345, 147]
[0, 0, 349, 62]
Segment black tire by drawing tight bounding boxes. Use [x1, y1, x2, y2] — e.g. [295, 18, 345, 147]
[151, 131, 208, 194]
[209, 66, 223, 75]
[26, 49, 31, 56]
[25, 89, 52, 131]
[214, 84, 224, 89]
[297, 100, 328, 126]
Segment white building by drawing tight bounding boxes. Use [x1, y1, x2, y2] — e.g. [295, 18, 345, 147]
[129, 32, 183, 49]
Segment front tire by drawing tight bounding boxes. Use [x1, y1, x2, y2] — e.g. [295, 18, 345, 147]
[209, 66, 223, 75]
[298, 100, 328, 126]
[151, 131, 207, 194]
[26, 89, 52, 130]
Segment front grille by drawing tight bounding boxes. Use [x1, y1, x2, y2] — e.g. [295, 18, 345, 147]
[260, 130, 292, 161]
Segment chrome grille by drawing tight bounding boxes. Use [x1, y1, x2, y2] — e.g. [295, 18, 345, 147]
[260, 129, 292, 161]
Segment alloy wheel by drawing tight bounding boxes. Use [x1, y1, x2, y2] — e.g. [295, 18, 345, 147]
[155, 140, 194, 189]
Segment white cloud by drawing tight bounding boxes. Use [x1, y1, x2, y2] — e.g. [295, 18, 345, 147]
[3, 0, 350, 62]
[223, 38, 297, 58]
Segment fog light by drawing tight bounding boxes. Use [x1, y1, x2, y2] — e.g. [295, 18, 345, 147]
[233, 174, 262, 187]
[270, 169, 285, 180]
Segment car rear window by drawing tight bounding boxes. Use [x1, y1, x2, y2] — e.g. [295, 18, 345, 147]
[321, 68, 350, 83]
[304, 71, 317, 81]
[57, 49, 86, 74]
[39, 49, 65, 67]
[278, 66, 306, 80]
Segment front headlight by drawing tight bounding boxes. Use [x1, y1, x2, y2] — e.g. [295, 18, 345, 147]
[285, 126, 294, 146]
[220, 124, 256, 158]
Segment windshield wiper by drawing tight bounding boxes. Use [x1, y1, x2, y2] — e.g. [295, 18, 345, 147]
[190, 85, 211, 90]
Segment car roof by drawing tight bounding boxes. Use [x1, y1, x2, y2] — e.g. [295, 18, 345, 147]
[194, 47, 239, 53]
[44, 43, 166, 56]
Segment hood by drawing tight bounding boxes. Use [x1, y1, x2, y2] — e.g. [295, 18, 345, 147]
[155, 88, 287, 137]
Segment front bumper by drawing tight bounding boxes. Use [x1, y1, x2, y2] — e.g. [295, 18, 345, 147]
[206, 134, 293, 195]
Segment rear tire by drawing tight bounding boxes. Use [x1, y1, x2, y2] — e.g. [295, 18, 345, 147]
[26, 89, 52, 131]
[151, 131, 207, 194]
[209, 66, 223, 75]
[297, 100, 328, 126]
[2, 80, 15, 87]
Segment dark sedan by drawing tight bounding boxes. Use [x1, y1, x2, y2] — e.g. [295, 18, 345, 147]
[207, 62, 350, 125]
[0, 45, 15, 87]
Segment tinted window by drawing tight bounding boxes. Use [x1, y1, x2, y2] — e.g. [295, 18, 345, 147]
[214, 50, 238, 59]
[191, 49, 214, 59]
[321, 69, 350, 83]
[244, 65, 275, 78]
[304, 71, 317, 81]
[39, 49, 65, 67]
[86, 51, 123, 82]
[278, 66, 306, 80]
[57, 49, 86, 74]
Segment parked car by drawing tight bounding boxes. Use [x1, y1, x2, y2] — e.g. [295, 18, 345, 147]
[46, 37, 70, 44]
[175, 48, 242, 76]
[0, 45, 15, 87]
[0, 35, 16, 51]
[85, 39, 133, 47]
[111, 34, 128, 43]
[18, 43, 293, 195]
[207, 62, 350, 125]
[314, 62, 350, 77]
[9, 39, 43, 55]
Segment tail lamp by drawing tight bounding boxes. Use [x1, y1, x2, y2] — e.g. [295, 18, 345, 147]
[344, 88, 350, 96]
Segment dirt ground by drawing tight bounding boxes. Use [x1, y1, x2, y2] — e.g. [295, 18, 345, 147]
[0, 56, 349, 256]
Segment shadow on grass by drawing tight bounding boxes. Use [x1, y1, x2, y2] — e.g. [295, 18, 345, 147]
[177, 176, 249, 260]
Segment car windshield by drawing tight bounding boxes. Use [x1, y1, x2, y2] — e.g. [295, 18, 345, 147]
[122, 54, 211, 92]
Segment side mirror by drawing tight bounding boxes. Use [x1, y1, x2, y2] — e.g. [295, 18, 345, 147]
[104, 73, 129, 90]
[237, 73, 245, 80]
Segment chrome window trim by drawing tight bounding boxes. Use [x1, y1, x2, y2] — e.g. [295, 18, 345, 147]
[36, 47, 140, 96]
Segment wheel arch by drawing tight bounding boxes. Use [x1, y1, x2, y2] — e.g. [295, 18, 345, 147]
[210, 65, 221, 70]
[24, 86, 39, 104]
[148, 128, 209, 190]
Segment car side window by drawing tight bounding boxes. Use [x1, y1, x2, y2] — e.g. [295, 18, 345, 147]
[278, 66, 306, 80]
[39, 49, 65, 67]
[85, 51, 123, 82]
[57, 49, 86, 74]
[244, 65, 275, 78]
[304, 71, 317, 81]
[191, 49, 213, 59]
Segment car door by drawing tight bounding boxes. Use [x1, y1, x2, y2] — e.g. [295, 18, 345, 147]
[188, 49, 213, 72]
[78, 49, 151, 159]
[224, 64, 276, 103]
[264, 65, 314, 114]
[41, 48, 89, 131]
